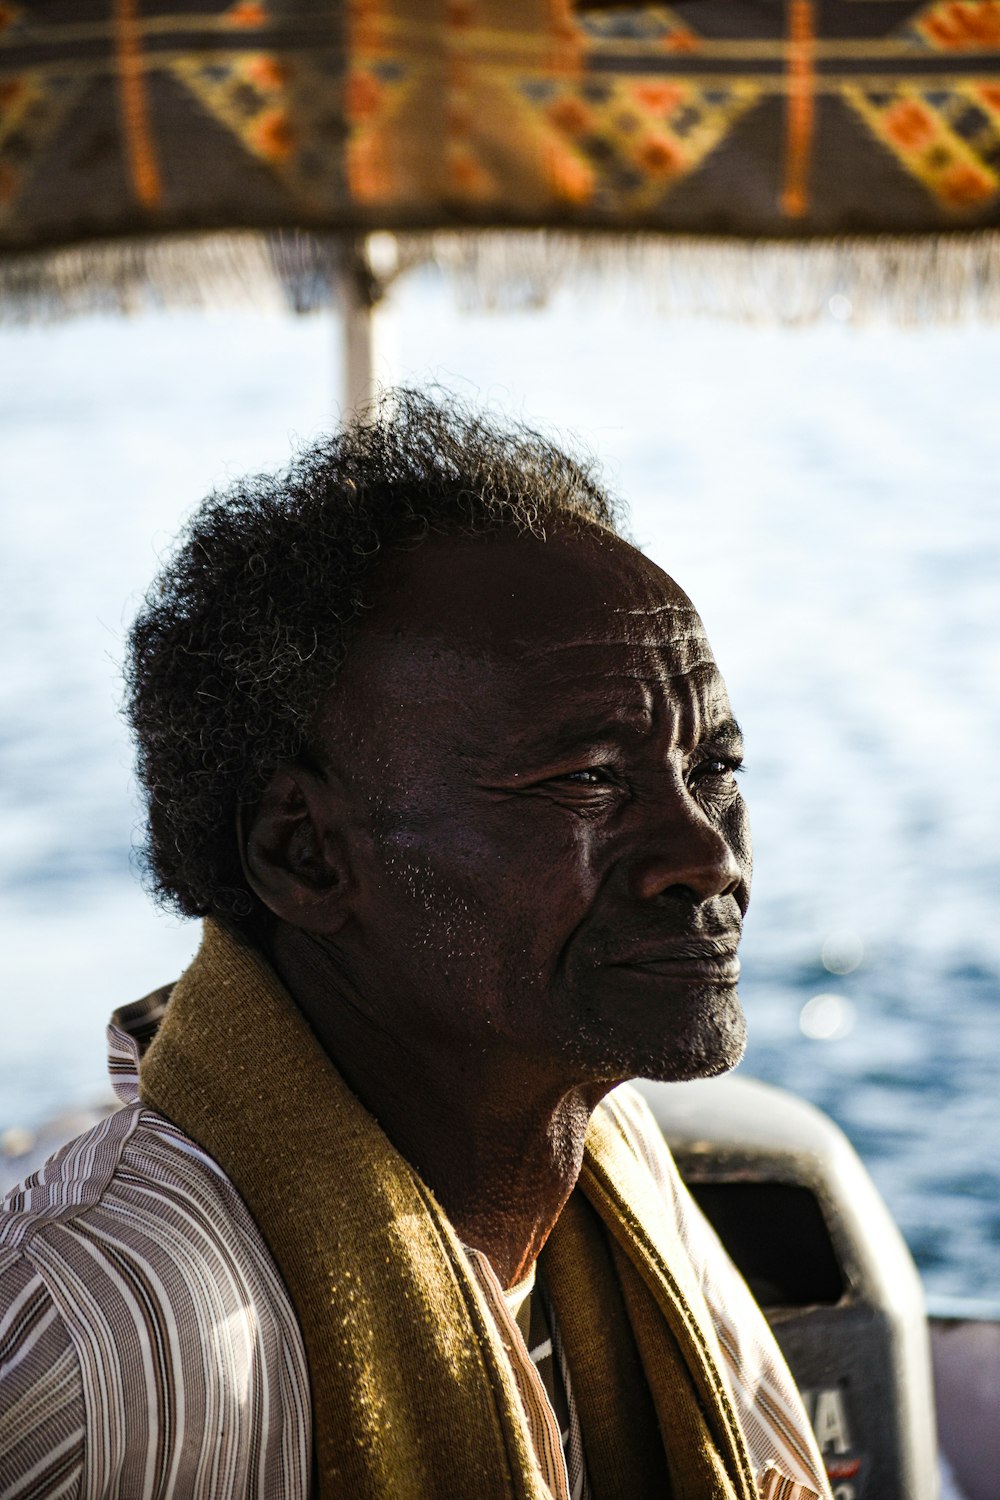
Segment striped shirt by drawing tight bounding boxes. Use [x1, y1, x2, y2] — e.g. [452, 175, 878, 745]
[1, 991, 829, 1500]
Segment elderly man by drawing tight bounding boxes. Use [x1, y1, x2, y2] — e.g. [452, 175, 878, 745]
[1, 396, 830, 1500]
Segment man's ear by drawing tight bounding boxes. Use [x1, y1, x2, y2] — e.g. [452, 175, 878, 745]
[239, 763, 353, 934]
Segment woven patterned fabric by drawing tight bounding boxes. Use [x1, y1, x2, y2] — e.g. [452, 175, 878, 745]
[3, 0, 1000, 256]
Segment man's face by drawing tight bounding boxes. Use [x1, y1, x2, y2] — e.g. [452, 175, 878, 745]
[315, 524, 751, 1088]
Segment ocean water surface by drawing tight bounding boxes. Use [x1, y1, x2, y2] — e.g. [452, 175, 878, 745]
[1, 275, 998, 1302]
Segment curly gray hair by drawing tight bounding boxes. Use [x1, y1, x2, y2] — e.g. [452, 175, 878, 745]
[125, 390, 622, 925]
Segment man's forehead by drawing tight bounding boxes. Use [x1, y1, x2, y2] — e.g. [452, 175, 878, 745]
[321, 530, 732, 761]
[362, 528, 705, 659]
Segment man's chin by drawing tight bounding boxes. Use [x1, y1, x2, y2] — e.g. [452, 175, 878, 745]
[636, 1011, 747, 1083]
[563, 985, 748, 1086]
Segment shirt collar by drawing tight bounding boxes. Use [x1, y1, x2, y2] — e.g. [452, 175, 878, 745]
[107, 984, 173, 1105]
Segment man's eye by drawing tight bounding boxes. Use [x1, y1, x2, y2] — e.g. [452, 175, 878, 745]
[695, 756, 744, 779]
[560, 767, 615, 786]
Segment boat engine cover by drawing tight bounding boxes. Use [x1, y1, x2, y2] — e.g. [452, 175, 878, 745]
[639, 1074, 938, 1500]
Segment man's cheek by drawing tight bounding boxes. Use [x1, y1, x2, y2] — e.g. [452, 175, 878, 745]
[373, 833, 503, 948]
[738, 828, 753, 897]
[722, 798, 752, 891]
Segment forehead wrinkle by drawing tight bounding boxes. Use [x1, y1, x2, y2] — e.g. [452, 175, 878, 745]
[627, 660, 721, 682]
[517, 657, 721, 691]
[357, 629, 715, 682]
[610, 602, 698, 618]
[516, 633, 711, 660]
[508, 661, 729, 738]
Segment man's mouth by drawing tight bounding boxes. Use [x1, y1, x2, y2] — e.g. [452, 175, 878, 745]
[606, 939, 741, 984]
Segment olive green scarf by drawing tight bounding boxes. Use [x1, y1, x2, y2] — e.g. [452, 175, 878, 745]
[140, 919, 756, 1500]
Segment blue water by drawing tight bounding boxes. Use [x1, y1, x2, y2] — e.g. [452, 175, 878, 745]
[1, 274, 998, 1301]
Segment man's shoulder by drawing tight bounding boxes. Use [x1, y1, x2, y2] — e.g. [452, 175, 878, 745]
[1, 1102, 301, 1346]
[1, 1103, 145, 1255]
[1, 1105, 311, 1498]
[4, 1104, 227, 1247]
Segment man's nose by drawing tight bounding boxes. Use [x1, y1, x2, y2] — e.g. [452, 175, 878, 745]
[628, 803, 743, 905]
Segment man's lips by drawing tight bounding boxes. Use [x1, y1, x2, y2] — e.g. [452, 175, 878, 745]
[605, 939, 741, 984]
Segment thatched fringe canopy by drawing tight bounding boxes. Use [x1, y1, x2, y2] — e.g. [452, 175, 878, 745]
[3, 0, 1000, 322]
[4, 227, 1000, 325]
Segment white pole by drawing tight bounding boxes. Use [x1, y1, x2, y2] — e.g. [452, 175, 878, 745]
[338, 233, 398, 417]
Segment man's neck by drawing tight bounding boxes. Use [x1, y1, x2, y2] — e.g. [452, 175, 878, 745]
[264, 924, 613, 1289]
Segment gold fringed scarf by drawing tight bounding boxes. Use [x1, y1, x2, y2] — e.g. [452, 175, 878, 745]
[140, 920, 757, 1500]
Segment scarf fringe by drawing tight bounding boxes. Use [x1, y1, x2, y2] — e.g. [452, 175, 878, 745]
[3, 228, 1000, 326]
